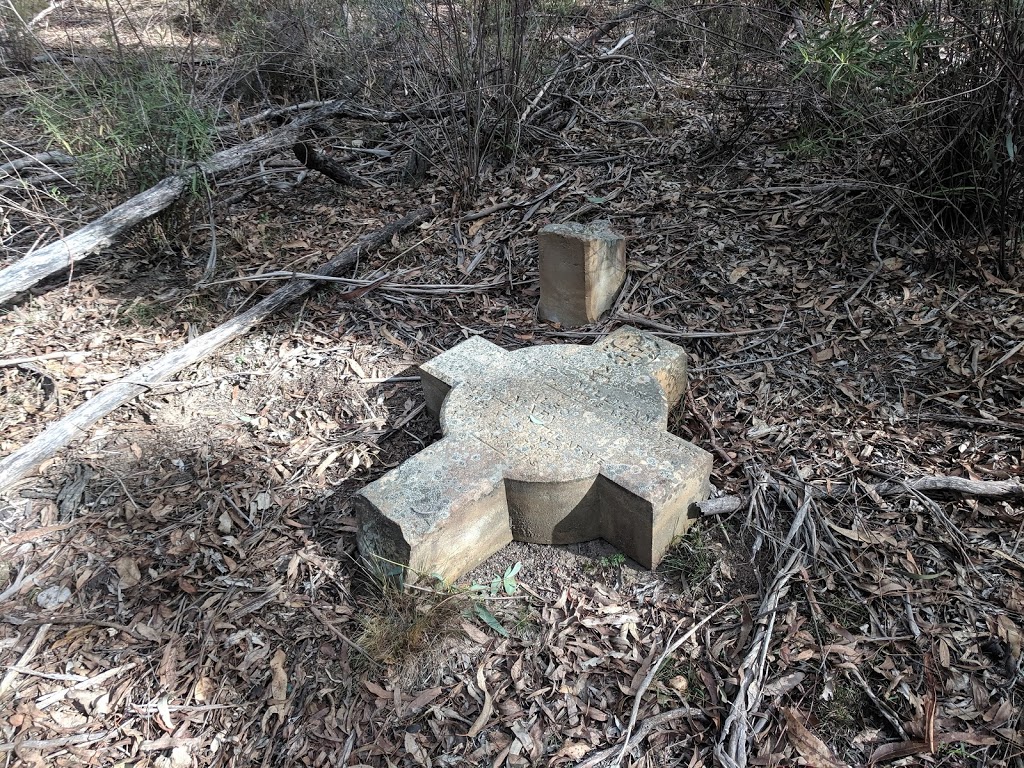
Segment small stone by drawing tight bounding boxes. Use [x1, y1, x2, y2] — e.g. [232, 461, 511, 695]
[36, 585, 71, 609]
[170, 746, 192, 768]
[538, 222, 626, 327]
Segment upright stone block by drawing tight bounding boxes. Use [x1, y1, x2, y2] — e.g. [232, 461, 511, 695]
[353, 327, 713, 584]
[538, 222, 626, 327]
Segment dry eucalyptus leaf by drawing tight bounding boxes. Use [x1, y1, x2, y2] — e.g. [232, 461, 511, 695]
[114, 556, 141, 588]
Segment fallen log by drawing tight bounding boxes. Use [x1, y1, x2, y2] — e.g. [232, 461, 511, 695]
[0, 100, 420, 306]
[0, 204, 438, 494]
[0, 150, 74, 177]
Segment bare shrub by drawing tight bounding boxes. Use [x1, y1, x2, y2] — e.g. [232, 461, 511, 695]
[790, 0, 1023, 272]
[391, 0, 562, 199]
[0, 0, 48, 73]
[199, 0, 403, 101]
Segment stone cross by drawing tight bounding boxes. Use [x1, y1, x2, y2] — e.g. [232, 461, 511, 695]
[354, 327, 712, 583]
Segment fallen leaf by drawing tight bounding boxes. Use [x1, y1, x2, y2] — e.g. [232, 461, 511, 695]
[729, 266, 749, 283]
[114, 557, 141, 588]
[551, 741, 591, 762]
[261, 649, 290, 728]
[269, 649, 288, 701]
[466, 663, 493, 738]
[783, 708, 850, 768]
[461, 620, 489, 644]
[404, 731, 429, 766]
[158, 638, 179, 690]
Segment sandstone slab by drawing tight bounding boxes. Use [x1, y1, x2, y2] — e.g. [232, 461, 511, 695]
[538, 222, 626, 327]
[354, 326, 712, 583]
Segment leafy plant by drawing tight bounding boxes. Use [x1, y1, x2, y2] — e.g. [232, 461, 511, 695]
[29, 58, 214, 194]
[468, 561, 522, 637]
[599, 553, 626, 569]
[118, 299, 160, 328]
[789, 3, 1023, 272]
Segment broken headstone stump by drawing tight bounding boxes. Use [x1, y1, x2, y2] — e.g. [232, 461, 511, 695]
[353, 326, 712, 583]
[538, 222, 626, 327]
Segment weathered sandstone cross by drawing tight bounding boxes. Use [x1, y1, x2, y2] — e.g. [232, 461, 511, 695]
[354, 327, 713, 583]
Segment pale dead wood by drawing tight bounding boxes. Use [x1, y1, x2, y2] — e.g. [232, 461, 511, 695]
[35, 663, 138, 709]
[0, 560, 39, 604]
[0, 729, 117, 753]
[0, 205, 438, 494]
[0, 623, 51, 698]
[203, 269, 505, 296]
[921, 411, 1024, 434]
[824, 474, 1024, 501]
[697, 495, 743, 516]
[715, 478, 814, 768]
[27, 1, 63, 28]
[697, 476, 1021, 522]
[0, 101, 425, 305]
[0, 171, 74, 192]
[0, 350, 91, 368]
[0, 150, 74, 177]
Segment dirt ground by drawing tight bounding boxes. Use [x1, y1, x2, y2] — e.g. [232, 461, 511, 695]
[1, 1, 1023, 766]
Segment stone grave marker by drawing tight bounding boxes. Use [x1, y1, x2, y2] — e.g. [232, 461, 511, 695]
[538, 222, 626, 327]
[354, 326, 712, 583]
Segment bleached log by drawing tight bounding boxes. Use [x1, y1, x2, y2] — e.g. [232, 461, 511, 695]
[0, 205, 438, 494]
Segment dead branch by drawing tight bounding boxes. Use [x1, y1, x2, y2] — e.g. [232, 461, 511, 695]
[921, 412, 1024, 435]
[27, 0, 63, 28]
[715, 484, 814, 768]
[0, 100, 423, 306]
[0, 150, 74, 177]
[698, 495, 743, 516]
[610, 603, 734, 768]
[293, 141, 372, 187]
[0, 205, 438, 495]
[521, 3, 649, 123]
[0, 350, 91, 368]
[0, 623, 50, 697]
[826, 474, 1023, 501]
[697, 474, 1021, 521]
[571, 706, 705, 768]
[217, 100, 449, 134]
[0, 729, 117, 753]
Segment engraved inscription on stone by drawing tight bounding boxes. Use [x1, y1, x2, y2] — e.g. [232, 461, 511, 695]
[352, 326, 713, 583]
